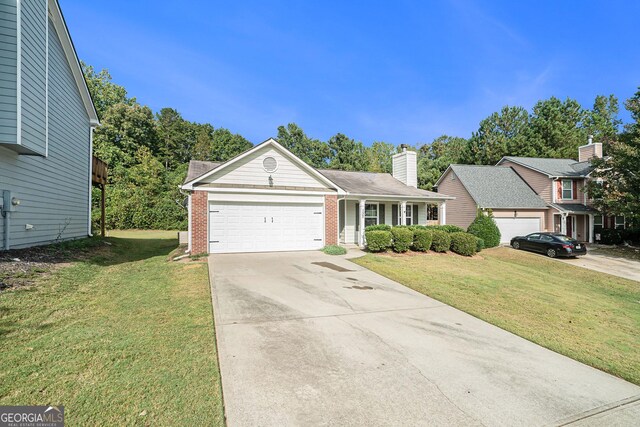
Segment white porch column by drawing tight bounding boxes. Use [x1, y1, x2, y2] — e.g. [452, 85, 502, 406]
[440, 201, 447, 225]
[588, 214, 594, 243]
[358, 199, 366, 247]
[400, 201, 407, 226]
[560, 213, 568, 235]
[424, 202, 429, 225]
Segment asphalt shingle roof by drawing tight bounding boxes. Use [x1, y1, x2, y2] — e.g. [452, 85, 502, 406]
[185, 160, 453, 200]
[449, 165, 548, 208]
[549, 203, 599, 213]
[184, 160, 221, 184]
[502, 157, 595, 177]
[318, 169, 452, 199]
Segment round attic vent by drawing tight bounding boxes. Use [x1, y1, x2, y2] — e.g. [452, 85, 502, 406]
[263, 156, 278, 173]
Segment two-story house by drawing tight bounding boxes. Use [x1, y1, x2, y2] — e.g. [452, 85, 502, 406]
[0, 0, 99, 250]
[435, 138, 623, 243]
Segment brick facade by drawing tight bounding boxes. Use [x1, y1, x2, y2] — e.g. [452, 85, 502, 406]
[191, 191, 208, 254]
[324, 194, 338, 245]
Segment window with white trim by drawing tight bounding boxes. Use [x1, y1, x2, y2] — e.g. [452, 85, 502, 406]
[615, 216, 625, 230]
[405, 204, 413, 225]
[562, 180, 573, 199]
[364, 203, 378, 227]
[594, 215, 603, 230]
[427, 204, 439, 221]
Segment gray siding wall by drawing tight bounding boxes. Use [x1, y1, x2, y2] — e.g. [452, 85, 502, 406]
[20, 0, 47, 154]
[437, 169, 477, 229]
[0, 0, 17, 144]
[0, 16, 91, 249]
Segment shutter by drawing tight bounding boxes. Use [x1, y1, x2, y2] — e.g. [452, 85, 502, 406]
[556, 181, 562, 200]
[573, 180, 578, 200]
[412, 205, 419, 225]
[379, 204, 385, 224]
[355, 202, 359, 232]
[392, 204, 398, 225]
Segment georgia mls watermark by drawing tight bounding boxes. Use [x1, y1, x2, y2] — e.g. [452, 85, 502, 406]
[0, 406, 64, 427]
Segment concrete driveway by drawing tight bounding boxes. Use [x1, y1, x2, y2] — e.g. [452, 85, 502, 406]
[557, 252, 640, 282]
[209, 252, 640, 426]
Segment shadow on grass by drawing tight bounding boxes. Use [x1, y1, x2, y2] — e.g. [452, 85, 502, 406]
[0, 234, 179, 269]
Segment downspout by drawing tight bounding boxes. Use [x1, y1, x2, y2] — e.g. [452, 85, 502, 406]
[87, 126, 95, 237]
[2, 210, 9, 251]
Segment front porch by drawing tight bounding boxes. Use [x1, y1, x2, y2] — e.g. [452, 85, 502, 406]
[550, 203, 625, 243]
[338, 198, 447, 246]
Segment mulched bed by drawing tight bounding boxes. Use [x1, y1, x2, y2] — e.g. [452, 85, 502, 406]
[0, 240, 106, 291]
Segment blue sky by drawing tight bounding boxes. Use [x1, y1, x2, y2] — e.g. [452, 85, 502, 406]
[62, 0, 640, 146]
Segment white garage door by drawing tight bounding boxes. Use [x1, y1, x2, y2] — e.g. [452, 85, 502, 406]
[494, 217, 541, 244]
[209, 202, 324, 253]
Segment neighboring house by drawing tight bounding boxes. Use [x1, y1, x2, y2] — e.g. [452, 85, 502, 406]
[182, 139, 453, 254]
[0, 0, 99, 250]
[435, 138, 623, 243]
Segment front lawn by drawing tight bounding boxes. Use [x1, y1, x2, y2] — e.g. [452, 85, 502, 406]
[352, 247, 640, 385]
[0, 230, 224, 425]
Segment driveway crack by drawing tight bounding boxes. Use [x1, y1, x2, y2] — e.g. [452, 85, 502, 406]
[337, 315, 486, 427]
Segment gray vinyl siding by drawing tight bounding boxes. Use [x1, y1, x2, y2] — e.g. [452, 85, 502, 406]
[0, 0, 17, 144]
[0, 16, 90, 249]
[20, 0, 47, 154]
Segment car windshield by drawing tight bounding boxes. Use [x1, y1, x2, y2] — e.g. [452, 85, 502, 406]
[554, 235, 573, 242]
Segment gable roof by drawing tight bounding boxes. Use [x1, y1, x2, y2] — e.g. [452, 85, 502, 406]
[48, 0, 99, 125]
[318, 169, 453, 199]
[439, 165, 547, 209]
[182, 138, 342, 191]
[498, 156, 595, 177]
[183, 138, 454, 200]
[184, 160, 222, 184]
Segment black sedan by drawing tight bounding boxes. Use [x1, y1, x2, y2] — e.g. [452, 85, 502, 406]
[510, 232, 587, 258]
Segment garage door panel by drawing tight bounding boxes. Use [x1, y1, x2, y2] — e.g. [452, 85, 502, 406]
[494, 217, 541, 243]
[209, 202, 324, 253]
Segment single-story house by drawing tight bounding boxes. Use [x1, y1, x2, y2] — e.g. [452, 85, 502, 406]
[182, 138, 453, 254]
[0, 0, 99, 250]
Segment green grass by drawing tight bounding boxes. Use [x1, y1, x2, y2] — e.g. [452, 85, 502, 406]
[322, 245, 347, 255]
[352, 247, 640, 385]
[0, 230, 224, 426]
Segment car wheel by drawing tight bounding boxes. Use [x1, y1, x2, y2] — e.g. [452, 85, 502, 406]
[512, 241, 520, 250]
[546, 248, 557, 258]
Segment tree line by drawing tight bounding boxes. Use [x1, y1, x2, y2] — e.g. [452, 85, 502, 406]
[83, 62, 638, 230]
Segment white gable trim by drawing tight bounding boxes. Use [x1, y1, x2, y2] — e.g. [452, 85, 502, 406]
[182, 138, 344, 192]
[434, 165, 454, 188]
[48, 0, 99, 126]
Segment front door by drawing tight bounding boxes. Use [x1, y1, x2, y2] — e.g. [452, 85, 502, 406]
[566, 216, 574, 238]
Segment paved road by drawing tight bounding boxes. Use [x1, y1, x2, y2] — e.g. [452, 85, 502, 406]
[558, 251, 640, 282]
[209, 252, 640, 426]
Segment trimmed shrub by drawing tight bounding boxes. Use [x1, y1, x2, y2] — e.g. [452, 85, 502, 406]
[450, 232, 478, 256]
[425, 224, 465, 233]
[475, 237, 485, 252]
[431, 230, 451, 252]
[598, 228, 623, 245]
[413, 229, 433, 252]
[621, 227, 640, 244]
[467, 210, 501, 248]
[322, 245, 347, 255]
[365, 230, 392, 252]
[391, 227, 414, 253]
[365, 224, 392, 232]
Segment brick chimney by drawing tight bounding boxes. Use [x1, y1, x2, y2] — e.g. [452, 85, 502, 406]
[392, 145, 417, 188]
[578, 135, 603, 162]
